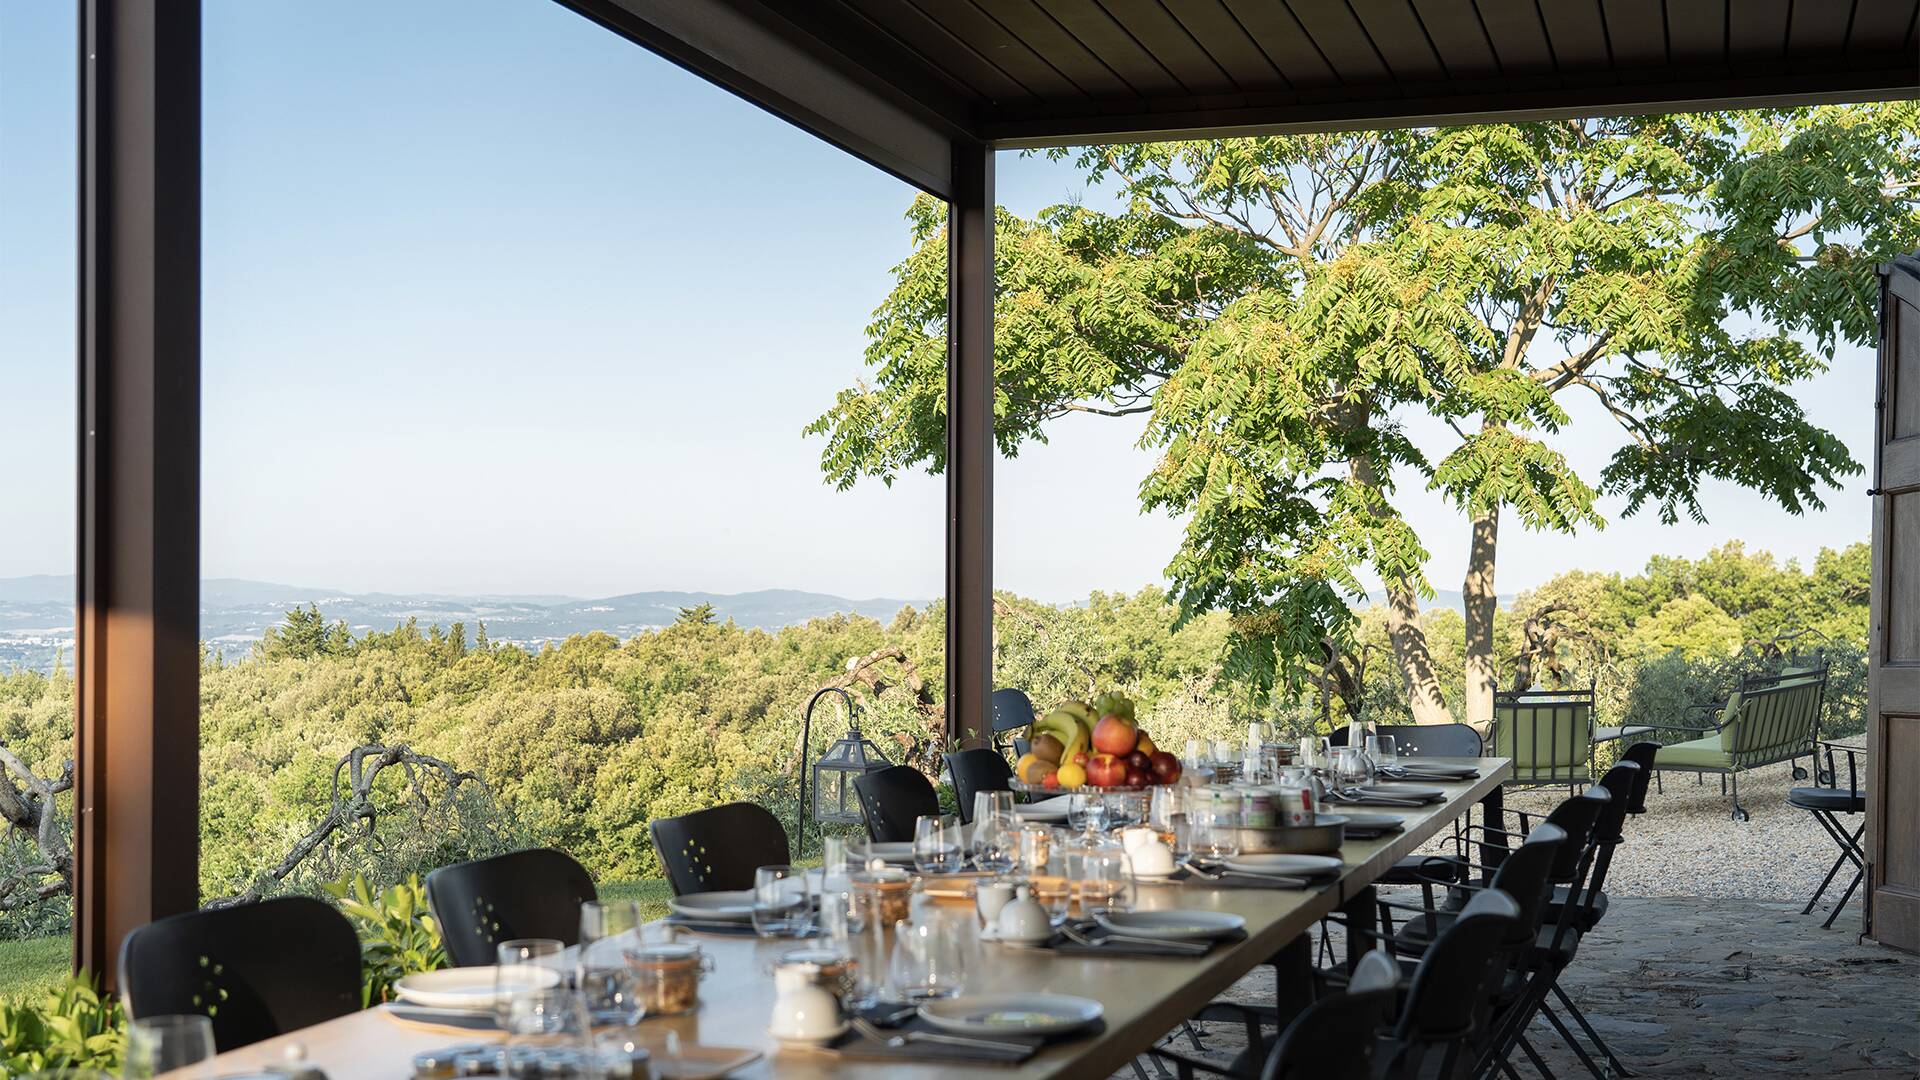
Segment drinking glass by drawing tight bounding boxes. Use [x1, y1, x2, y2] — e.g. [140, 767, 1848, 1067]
[1298, 735, 1330, 771]
[913, 815, 963, 875]
[1017, 824, 1053, 876]
[124, 1014, 215, 1078]
[502, 988, 597, 1079]
[578, 899, 642, 1026]
[495, 938, 566, 1024]
[886, 919, 967, 1002]
[1366, 733, 1398, 771]
[972, 809, 1018, 874]
[1331, 745, 1373, 789]
[1189, 790, 1241, 861]
[1066, 792, 1109, 834]
[971, 789, 1015, 826]
[1148, 785, 1188, 857]
[752, 864, 811, 938]
[1072, 847, 1135, 917]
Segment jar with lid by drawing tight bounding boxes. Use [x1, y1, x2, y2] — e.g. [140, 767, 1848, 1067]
[624, 941, 712, 1016]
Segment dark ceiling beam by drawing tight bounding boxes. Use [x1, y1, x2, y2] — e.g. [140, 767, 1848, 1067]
[986, 60, 1920, 147]
[553, 0, 975, 198]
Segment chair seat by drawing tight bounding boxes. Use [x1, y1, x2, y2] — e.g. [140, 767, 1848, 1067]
[1655, 736, 1732, 770]
[1377, 854, 1467, 886]
[1788, 786, 1865, 813]
[1544, 886, 1609, 932]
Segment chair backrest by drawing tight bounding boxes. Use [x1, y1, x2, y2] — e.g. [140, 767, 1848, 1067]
[990, 688, 1037, 734]
[119, 896, 361, 1052]
[1723, 670, 1826, 762]
[648, 802, 790, 896]
[427, 848, 598, 967]
[852, 765, 940, 843]
[1620, 741, 1660, 814]
[1539, 786, 1609, 885]
[1261, 950, 1399, 1080]
[1372, 723, 1482, 758]
[1577, 762, 1640, 906]
[1490, 688, 1595, 782]
[945, 748, 1014, 823]
[1484, 825, 1567, 944]
[1386, 889, 1522, 1074]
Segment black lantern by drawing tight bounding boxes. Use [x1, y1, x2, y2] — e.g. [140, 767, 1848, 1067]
[794, 687, 891, 854]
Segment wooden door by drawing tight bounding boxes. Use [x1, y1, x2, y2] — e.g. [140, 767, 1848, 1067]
[1868, 254, 1920, 952]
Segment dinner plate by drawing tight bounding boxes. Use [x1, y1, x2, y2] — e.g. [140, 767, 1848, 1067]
[1356, 784, 1446, 802]
[1093, 909, 1245, 941]
[394, 965, 560, 1010]
[918, 993, 1104, 1037]
[667, 890, 755, 922]
[1222, 853, 1343, 876]
[917, 871, 990, 901]
[860, 841, 916, 864]
[1332, 811, 1406, 832]
[1382, 763, 1479, 779]
[1013, 804, 1070, 823]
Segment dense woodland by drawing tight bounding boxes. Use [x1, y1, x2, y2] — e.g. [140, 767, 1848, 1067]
[0, 541, 1869, 936]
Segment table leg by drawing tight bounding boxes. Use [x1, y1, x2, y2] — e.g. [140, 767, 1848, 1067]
[1342, 884, 1378, 972]
[1478, 786, 1509, 886]
[1268, 934, 1315, 1028]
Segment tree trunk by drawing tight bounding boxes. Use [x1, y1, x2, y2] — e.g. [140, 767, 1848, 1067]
[1463, 506, 1500, 731]
[1382, 582, 1452, 725]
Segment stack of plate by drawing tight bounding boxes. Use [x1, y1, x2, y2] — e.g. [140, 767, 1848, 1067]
[917, 993, 1104, 1037]
[1092, 909, 1246, 940]
[394, 965, 560, 1013]
[666, 890, 756, 924]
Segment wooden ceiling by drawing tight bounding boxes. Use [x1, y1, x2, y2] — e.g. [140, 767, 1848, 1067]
[561, 0, 1919, 196]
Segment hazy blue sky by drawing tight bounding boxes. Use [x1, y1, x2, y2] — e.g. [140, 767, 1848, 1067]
[1, 0, 1873, 606]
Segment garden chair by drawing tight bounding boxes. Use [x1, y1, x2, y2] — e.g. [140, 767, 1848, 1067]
[1791, 739, 1867, 928]
[648, 802, 790, 896]
[945, 747, 1013, 823]
[426, 848, 597, 966]
[1488, 684, 1597, 793]
[1148, 948, 1400, 1080]
[119, 896, 361, 1052]
[992, 687, 1037, 758]
[1651, 666, 1828, 820]
[851, 764, 939, 843]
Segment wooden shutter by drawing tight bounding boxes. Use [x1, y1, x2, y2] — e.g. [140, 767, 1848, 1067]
[1868, 253, 1920, 952]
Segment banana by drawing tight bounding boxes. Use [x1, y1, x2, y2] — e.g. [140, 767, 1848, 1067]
[1055, 700, 1096, 728]
[1033, 708, 1084, 750]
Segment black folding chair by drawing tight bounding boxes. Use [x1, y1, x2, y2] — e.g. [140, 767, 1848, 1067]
[119, 896, 361, 1052]
[426, 848, 598, 967]
[852, 764, 940, 843]
[648, 802, 790, 895]
[1791, 740, 1868, 928]
[991, 687, 1037, 757]
[1150, 948, 1400, 1080]
[945, 747, 1014, 823]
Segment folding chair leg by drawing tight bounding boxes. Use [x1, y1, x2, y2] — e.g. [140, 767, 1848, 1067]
[1131, 1057, 1154, 1080]
[1554, 983, 1635, 1077]
[1518, 1034, 1559, 1080]
[1540, 1001, 1608, 1080]
[1824, 861, 1866, 930]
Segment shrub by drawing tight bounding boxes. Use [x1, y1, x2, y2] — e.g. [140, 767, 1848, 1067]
[322, 872, 446, 1007]
[0, 973, 124, 1074]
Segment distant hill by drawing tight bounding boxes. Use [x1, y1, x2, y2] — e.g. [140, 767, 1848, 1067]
[0, 576, 925, 672]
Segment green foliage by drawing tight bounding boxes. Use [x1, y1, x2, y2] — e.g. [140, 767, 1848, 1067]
[322, 872, 445, 1008]
[0, 973, 124, 1074]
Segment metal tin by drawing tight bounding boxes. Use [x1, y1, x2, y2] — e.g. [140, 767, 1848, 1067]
[1226, 815, 1347, 855]
[1240, 788, 1276, 828]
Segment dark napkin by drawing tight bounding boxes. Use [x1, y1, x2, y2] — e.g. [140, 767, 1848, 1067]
[661, 914, 818, 938]
[1041, 920, 1246, 958]
[1168, 866, 1338, 890]
[830, 1008, 1106, 1064]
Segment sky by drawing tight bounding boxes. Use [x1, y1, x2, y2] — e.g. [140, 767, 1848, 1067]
[0, 0, 1875, 607]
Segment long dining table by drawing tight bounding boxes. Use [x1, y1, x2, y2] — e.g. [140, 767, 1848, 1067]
[179, 756, 1510, 1080]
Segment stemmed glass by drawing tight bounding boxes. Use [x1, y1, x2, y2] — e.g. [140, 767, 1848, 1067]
[913, 815, 963, 874]
[578, 900, 642, 1026]
[972, 809, 1018, 874]
[495, 939, 566, 1025]
[751, 865, 811, 938]
[123, 1015, 215, 1078]
[971, 790, 1015, 825]
[1066, 792, 1109, 835]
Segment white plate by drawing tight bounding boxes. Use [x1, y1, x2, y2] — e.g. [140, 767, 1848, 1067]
[1222, 853, 1343, 876]
[1093, 909, 1245, 941]
[1013, 805, 1070, 823]
[1333, 812, 1405, 831]
[394, 965, 560, 1010]
[918, 993, 1104, 1037]
[860, 841, 916, 864]
[667, 890, 755, 921]
[1357, 784, 1446, 802]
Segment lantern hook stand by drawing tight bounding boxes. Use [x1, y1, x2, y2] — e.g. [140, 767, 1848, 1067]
[795, 685, 859, 860]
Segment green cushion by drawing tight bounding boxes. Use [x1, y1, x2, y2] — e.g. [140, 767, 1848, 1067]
[1715, 690, 1744, 753]
[1492, 697, 1594, 781]
[1658, 735, 1732, 770]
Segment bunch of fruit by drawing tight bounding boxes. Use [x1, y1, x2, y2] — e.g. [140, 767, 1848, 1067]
[1014, 692, 1182, 790]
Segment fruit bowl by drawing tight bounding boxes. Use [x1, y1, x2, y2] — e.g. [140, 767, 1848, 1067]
[1014, 692, 1183, 790]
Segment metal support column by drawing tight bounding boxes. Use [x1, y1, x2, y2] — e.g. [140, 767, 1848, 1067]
[944, 141, 993, 749]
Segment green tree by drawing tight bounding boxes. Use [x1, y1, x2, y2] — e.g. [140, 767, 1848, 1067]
[810, 106, 1918, 726]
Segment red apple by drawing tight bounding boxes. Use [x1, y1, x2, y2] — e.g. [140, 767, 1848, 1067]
[1123, 765, 1151, 788]
[1126, 750, 1152, 772]
[1092, 714, 1138, 756]
[1071, 750, 1088, 766]
[1084, 752, 1127, 788]
[1149, 751, 1182, 785]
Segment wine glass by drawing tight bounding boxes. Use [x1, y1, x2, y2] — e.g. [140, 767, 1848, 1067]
[751, 865, 810, 938]
[1066, 792, 1109, 834]
[123, 1015, 215, 1078]
[913, 815, 963, 874]
[1148, 784, 1188, 858]
[495, 939, 566, 1025]
[886, 919, 967, 1002]
[971, 789, 1015, 826]
[502, 988, 597, 1079]
[578, 899, 642, 1026]
[972, 809, 1018, 874]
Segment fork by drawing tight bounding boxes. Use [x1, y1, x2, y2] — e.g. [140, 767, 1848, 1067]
[1059, 921, 1210, 954]
[849, 1016, 1028, 1052]
[1180, 861, 1311, 888]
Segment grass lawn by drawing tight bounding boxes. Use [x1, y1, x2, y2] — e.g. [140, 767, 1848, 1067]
[0, 934, 69, 1003]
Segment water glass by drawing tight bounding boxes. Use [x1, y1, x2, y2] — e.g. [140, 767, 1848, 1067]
[752, 864, 811, 938]
[972, 810, 1018, 874]
[1189, 791, 1241, 861]
[971, 789, 1015, 825]
[886, 919, 967, 1002]
[1148, 785, 1188, 857]
[1017, 824, 1053, 875]
[578, 900, 642, 1026]
[1366, 733, 1398, 771]
[1072, 847, 1135, 917]
[124, 1014, 215, 1078]
[495, 938, 566, 1024]
[1066, 792, 1109, 834]
[502, 988, 597, 1079]
[913, 815, 964, 874]
[1331, 745, 1373, 788]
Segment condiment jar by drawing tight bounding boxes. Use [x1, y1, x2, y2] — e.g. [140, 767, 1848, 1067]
[625, 942, 712, 1016]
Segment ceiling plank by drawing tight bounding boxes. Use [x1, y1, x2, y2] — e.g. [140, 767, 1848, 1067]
[973, 0, 1133, 96]
[1287, 0, 1393, 82]
[1726, 0, 1791, 58]
[1849, 0, 1920, 51]
[1030, 0, 1185, 95]
[909, 0, 1090, 99]
[1349, 0, 1448, 81]
[1095, 0, 1239, 94]
[839, 0, 1036, 102]
[1535, 0, 1611, 69]
[1165, 0, 1288, 89]
[1788, 0, 1858, 53]
[1666, 0, 1728, 64]
[1219, 0, 1339, 87]
[1476, 0, 1556, 75]
[1410, 0, 1501, 78]
[1600, 0, 1668, 67]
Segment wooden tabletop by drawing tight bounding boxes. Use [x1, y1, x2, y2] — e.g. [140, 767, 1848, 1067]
[178, 758, 1510, 1080]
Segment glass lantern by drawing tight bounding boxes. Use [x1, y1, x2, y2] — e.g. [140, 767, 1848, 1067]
[812, 725, 890, 825]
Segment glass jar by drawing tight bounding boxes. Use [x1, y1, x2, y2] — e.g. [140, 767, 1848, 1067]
[624, 942, 711, 1016]
[850, 868, 913, 928]
[771, 945, 858, 1000]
